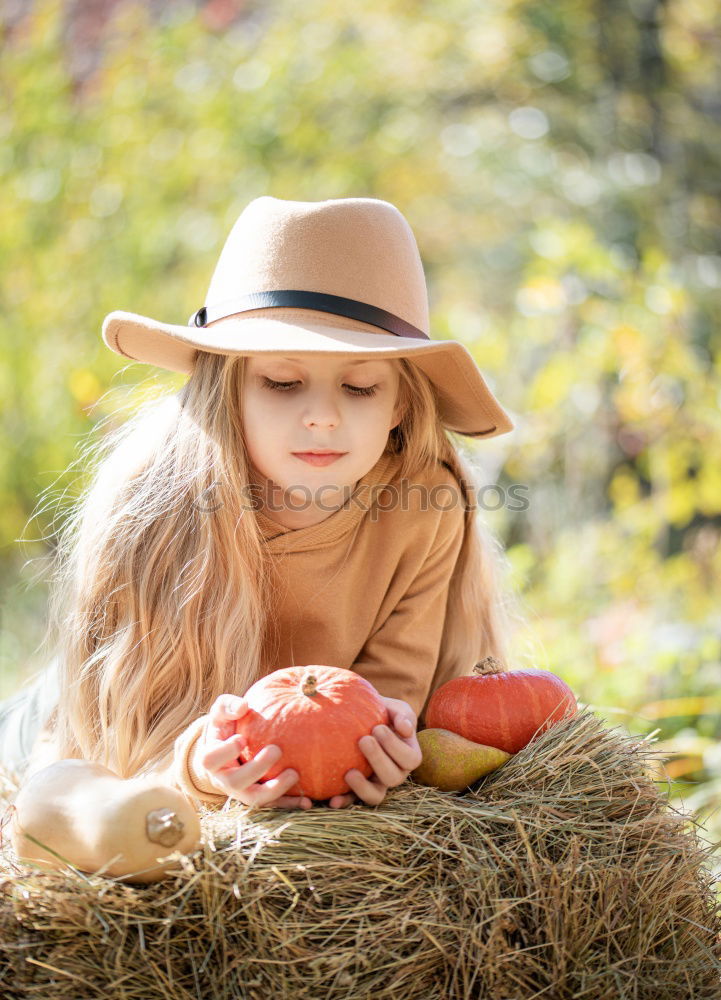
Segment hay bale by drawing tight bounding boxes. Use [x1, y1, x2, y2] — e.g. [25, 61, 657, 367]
[1, 709, 719, 999]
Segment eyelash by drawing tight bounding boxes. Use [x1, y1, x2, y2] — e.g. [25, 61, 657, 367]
[260, 377, 379, 397]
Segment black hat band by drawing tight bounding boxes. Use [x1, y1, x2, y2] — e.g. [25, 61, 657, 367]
[188, 290, 430, 341]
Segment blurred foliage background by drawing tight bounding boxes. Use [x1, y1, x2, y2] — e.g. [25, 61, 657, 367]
[1, 0, 719, 880]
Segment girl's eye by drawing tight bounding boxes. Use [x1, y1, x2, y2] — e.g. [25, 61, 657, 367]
[261, 377, 378, 397]
[261, 378, 298, 392]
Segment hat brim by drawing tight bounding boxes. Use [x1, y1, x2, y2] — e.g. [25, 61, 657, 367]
[102, 309, 514, 440]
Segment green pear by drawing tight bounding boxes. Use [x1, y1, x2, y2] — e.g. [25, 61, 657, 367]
[412, 728, 512, 792]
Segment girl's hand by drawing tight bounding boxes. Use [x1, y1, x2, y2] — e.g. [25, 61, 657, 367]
[328, 696, 422, 809]
[199, 695, 313, 810]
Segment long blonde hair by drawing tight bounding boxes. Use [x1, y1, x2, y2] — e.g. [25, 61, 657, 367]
[41, 350, 523, 778]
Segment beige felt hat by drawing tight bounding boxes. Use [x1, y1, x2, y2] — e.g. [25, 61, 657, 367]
[102, 196, 514, 439]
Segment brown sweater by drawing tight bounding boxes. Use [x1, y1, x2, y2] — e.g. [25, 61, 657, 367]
[27, 447, 469, 806]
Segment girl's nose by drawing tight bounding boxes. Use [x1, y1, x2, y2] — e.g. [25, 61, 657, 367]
[302, 392, 341, 429]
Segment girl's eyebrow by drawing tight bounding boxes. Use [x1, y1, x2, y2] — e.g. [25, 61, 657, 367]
[278, 356, 376, 366]
[256, 356, 382, 370]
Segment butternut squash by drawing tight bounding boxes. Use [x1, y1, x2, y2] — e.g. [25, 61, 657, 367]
[9, 759, 202, 885]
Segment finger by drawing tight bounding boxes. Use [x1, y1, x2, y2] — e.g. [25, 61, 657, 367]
[344, 769, 387, 806]
[328, 792, 356, 809]
[211, 756, 298, 802]
[268, 794, 314, 810]
[385, 705, 417, 737]
[373, 724, 421, 766]
[359, 732, 409, 786]
[373, 722, 410, 746]
[201, 733, 248, 774]
[204, 741, 281, 790]
[209, 694, 249, 721]
[242, 768, 302, 807]
[208, 695, 250, 740]
[236, 744, 287, 783]
[394, 715, 415, 737]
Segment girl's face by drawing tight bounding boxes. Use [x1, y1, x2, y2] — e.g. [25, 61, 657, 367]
[241, 353, 403, 528]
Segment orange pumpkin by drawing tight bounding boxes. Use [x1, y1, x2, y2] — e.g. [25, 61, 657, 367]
[425, 656, 577, 754]
[234, 665, 390, 801]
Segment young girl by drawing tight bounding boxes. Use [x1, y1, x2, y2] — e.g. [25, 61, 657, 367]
[2, 196, 518, 817]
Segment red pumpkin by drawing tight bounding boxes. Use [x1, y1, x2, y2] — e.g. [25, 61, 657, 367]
[425, 656, 577, 754]
[234, 665, 390, 801]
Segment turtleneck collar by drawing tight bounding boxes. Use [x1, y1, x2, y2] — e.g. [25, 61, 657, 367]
[254, 448, 401, 553]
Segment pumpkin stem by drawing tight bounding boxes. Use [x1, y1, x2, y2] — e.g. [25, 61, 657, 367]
[302, 673, 318, 697]
[473, 656, 505, 676]
[146, 808, 185, 848]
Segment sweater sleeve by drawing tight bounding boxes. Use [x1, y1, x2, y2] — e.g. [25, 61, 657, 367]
[168, 714, 228, 806]
[351, 502, 466, 726]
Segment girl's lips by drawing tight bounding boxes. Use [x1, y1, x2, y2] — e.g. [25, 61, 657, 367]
[293, 452, 346, 466]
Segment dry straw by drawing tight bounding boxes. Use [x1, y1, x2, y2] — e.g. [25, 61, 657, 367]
[1, 708, 720, 999]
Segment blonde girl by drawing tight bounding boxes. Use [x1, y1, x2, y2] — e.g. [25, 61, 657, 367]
[2, 196, 519, 819]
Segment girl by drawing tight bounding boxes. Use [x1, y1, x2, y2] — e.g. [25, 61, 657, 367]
[2, 195, 519, 818]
